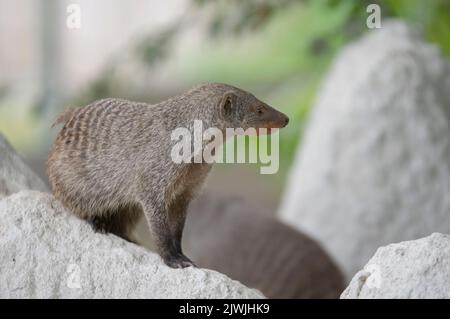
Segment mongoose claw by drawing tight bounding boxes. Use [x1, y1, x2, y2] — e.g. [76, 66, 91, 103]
[88, 216, 108, 234]
[164, 254, 197, 269]
[178, 253, 198, 268]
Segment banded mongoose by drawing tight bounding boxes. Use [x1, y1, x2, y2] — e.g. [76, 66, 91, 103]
[47, 83, 289, 268]
[183, 192, 345, 298]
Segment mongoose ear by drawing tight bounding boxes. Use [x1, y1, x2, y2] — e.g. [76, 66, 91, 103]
[219, 91, 237, 120]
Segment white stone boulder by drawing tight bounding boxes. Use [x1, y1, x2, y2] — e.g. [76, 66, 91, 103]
[341, 233, 450, 298]
[0, 191, 263, 298]
[279, 21, 450, 279]
[0, 134, 48, 198]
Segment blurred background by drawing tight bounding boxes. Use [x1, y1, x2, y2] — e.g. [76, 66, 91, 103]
[1, 0, 449, 212]
[0, 0, 450, 210]
[2, 0, 450, 299]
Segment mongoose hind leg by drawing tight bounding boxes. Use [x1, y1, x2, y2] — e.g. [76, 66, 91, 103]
[88, 204, 142, 244]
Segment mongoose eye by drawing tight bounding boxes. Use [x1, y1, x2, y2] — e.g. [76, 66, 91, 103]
[257, 109, 264, 115]
[224, 97, 233, 115]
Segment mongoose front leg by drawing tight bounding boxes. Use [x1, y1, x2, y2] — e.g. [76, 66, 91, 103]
[169, 193, 196, 267]
[140, 197, 194, 268]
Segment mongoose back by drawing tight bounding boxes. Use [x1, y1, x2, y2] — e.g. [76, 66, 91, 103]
[47, 83, 289, 268]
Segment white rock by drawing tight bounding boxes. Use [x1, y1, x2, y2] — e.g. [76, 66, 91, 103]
[341, 233, 450, 298]
[279, 21, 450, 279]
[0, 134, 48, 198]
[0, 191, 263, 298]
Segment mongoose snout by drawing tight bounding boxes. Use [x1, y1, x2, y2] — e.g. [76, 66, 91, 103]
[239, 101, 289, 135]
[47, 83, 289, 269]
[257, 110, 289, 132]
[256, 104, 289, 129]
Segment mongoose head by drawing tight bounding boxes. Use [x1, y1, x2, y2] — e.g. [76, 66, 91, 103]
[193, 83, 289, 134]
[214, 84, 289, 134]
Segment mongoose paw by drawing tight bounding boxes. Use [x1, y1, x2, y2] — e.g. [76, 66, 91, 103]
[164, 254, 197, 269]
[88, 217, 108, 234]
[178, 253, 198, 268]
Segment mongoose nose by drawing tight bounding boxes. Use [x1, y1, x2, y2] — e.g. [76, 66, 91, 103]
[282, 115, 289, 127]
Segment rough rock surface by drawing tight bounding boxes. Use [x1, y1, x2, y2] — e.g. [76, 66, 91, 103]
[341, 233, 450, 298]
[0, 134, 48, 198]
[279, 21, 450, 279]
[0, 191, 263, 298]
[184, 193, 345, 298]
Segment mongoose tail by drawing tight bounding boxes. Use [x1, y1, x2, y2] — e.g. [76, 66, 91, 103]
[51, 109, 75, 128]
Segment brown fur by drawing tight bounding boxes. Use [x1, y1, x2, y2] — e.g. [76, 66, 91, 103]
[47, 83, 289, 268]
[184, 193, 345, 298]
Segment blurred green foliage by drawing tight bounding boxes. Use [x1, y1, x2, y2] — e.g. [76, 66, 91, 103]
[177, 0, 450, 184]
[63, 0, 450, 187]
[0, 0, 448, 199]
[0, 103, 44, 150]
[384, 0, 450, 55]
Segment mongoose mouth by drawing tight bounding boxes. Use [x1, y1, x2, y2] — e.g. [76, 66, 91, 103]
[255, 114, 290, 135]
